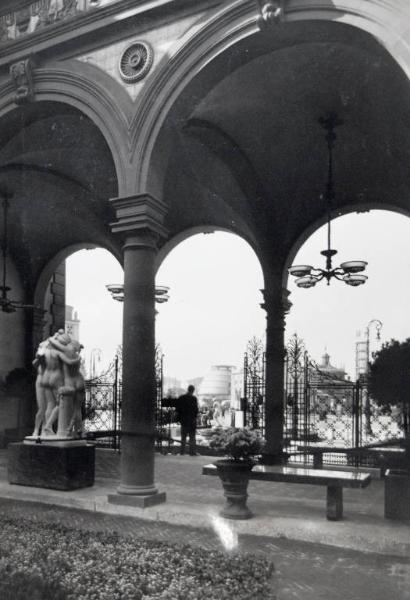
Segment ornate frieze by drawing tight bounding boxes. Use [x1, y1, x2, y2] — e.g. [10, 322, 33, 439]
[0, 0, 94, 44]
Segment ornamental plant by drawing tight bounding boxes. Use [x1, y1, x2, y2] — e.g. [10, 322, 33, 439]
[209, 427, 265, 462]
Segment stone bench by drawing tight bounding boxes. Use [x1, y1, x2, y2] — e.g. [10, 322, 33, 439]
[297, 444, 405, 474]
[203, 463, 371, 520]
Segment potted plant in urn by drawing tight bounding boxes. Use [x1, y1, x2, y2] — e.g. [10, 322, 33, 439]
[209, 427, 265, 520]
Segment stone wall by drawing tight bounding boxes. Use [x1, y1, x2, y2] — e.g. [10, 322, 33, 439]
[0, 257, 25, 381]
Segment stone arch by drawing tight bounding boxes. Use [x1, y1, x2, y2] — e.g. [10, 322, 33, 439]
[34, 242, 122, 309]
[156, 225, 266, 286]
[131, 0, 410, 196]
[0, 59, 132, 196]
[282, 203, 410, 288]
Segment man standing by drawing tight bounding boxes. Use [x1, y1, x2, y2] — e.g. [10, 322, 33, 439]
[176, 385, 199, 456]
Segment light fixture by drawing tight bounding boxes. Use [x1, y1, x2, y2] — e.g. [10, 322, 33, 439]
[0, 185, 38, 313]
[289, 113, 367, 288]
[106, 284, 170, 305]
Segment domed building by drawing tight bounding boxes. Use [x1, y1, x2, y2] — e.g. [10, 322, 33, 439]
[197, 365, 235, 406]
[311, 351, 347, 384]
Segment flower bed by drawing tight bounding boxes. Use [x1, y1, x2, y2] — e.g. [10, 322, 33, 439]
[0, 515, 275, 600]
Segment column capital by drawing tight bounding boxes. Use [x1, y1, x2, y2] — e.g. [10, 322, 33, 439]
[110, 194, 168, 241]
[260, 287, 292, 316]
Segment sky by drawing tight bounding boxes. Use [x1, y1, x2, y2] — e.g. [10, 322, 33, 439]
[66, 210, 410, 381]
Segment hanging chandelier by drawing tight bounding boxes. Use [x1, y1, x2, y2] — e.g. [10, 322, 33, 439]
[0, 185, 37, 313]
[288, 113, 368, 288]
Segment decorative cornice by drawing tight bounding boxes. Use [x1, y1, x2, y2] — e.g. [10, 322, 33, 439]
[110, 194, 168, 241]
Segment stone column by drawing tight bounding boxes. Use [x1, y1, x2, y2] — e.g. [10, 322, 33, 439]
[108, 194, 167, 507]
[261, 286, 291, 464]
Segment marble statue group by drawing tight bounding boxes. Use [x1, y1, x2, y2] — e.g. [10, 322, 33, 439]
[32, 329, 85, 440]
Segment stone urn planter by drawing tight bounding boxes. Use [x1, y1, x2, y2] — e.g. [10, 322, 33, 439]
[209, 427, 265, 520]
[215, 459, 254, 520]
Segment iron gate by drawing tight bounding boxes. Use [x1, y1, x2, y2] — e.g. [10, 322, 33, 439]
[243, 337, 265, 433]
[284, 335, 405, 466]
[84, 348, 165, 450]
[84, 355, 121, 449]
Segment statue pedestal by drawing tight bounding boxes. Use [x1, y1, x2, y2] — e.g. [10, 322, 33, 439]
[7, 441, 95, 491]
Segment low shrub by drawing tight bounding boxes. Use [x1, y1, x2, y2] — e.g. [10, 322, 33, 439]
[0, 515, 275, 600]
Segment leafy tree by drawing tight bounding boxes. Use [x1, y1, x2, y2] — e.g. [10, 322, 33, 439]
[368, 338, 410, 435]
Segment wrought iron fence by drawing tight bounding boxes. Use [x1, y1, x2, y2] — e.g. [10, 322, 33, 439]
[84, 347, 165, 451]
[84, 354, 121, 449]
[284, 336, 405, 467]
[243, 337, 265, 434]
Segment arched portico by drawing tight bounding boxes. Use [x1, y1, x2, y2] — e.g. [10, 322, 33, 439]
[124, 1, 410, 469]
[0, 89, 122, 447]
[2, 0, 410, 498]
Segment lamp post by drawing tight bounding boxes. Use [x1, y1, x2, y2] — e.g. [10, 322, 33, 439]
[364, 319, 383, 436]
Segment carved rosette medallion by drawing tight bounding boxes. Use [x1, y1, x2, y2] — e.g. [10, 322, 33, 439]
[119, 42, 154, 84]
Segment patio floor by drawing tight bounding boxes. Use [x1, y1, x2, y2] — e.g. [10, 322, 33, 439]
[0, 447, 409, 600]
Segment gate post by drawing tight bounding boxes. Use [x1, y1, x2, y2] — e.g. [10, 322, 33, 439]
[108, 194, 168, 507]
[261, 286, 291, 464]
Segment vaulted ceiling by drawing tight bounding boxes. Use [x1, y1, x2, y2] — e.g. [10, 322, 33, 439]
[0, 101, 119, 291]
[158, 20, 410, 269]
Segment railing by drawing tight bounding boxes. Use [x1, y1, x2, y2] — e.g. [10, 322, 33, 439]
[0, 0, 118, 44]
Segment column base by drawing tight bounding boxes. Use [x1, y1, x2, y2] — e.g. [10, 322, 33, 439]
[108, 491, 166, 508]
[116, 483, 159, 495]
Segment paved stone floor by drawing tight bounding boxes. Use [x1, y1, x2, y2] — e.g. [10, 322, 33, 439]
[0, 448, 409, 599]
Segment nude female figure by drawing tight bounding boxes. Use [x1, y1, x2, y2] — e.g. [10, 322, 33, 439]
[43, 330, 84, 437]
[32, 338, 64, 437]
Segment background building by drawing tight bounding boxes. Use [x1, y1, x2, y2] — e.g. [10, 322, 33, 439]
[197, 365, 235, 407]
[65, 305, 80, 342]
